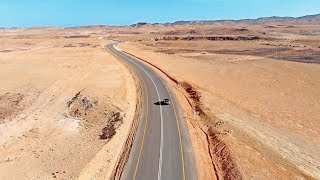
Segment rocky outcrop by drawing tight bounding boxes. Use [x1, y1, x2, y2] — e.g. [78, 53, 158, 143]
[154, 36, 261, 41]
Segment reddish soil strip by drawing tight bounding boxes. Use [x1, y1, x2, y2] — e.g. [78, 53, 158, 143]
[122, 50, 179, 84]
[121, 49, 242, 179]
[207, 128, 242, 180]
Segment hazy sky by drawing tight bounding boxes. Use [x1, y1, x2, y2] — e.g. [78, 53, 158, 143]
[0, 0, 319, 27]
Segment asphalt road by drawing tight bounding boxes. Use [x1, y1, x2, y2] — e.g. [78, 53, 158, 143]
[107, 43, 197, 180]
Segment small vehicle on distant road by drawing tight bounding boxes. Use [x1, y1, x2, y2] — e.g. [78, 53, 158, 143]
[163, 98, 171, 105]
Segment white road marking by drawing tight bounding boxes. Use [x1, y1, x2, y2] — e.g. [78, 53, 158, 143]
[112, 45, 164, 180]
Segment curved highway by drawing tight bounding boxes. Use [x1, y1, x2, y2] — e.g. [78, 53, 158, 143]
[107, 43, 197, 180]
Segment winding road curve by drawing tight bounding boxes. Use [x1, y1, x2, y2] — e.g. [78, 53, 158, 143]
[107, 43, 197, 180]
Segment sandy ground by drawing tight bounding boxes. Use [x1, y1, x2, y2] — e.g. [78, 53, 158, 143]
[116, 23, 320, 179]
[0, 28, 136, 179]
[1, 22, 319, 179]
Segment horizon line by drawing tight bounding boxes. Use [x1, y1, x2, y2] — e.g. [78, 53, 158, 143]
[1, 12, 319, 29]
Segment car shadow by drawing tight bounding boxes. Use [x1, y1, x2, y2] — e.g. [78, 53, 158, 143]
[154, 101, 169, 106]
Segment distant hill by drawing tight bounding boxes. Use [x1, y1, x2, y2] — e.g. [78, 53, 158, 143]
[130, 22, 148, 27]
[64, 25, 109, 29]
[296, 13, 320, 23]
[130, 13, 320, 27]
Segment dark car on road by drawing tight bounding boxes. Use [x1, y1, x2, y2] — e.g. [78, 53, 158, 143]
[163, 98, 170, 105]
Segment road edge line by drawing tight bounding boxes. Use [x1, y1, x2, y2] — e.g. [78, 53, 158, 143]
[116, 46, 165, 180]
[132, 65, 149, 180]
[106, 44, 143, 180]
[164, 82, 187, 180]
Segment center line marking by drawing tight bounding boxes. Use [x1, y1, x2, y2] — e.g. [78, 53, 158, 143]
[112, 45, 164, 180]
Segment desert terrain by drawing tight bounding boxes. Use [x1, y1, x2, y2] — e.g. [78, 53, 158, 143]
[0, 27, 137, 179]
[1, 14, 320, 180]
[111, 17, 320, 179]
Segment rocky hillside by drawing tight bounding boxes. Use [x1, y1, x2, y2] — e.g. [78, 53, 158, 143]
[130, 13, 320, 27]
